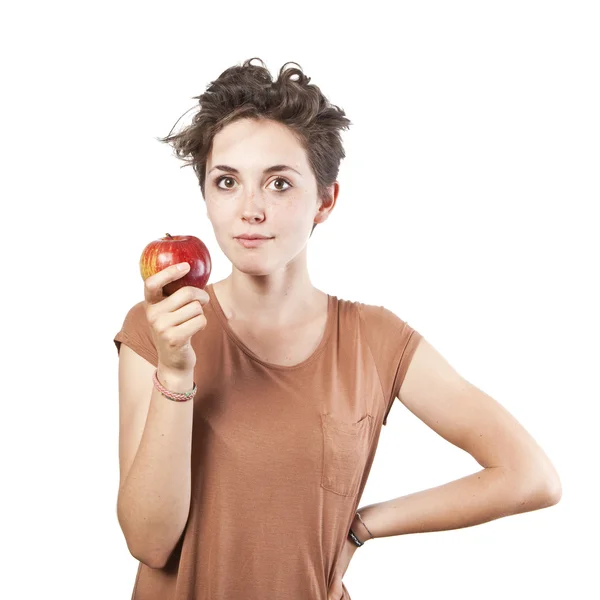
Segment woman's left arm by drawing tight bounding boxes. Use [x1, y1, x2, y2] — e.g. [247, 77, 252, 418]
[353, 337, 562, 541]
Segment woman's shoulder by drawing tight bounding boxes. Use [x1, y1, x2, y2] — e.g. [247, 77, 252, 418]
[334, 294, 406, 328]
[335, 295, 422, 354]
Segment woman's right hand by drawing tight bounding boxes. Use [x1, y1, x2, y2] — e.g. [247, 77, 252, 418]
[143, 262, 210, 374]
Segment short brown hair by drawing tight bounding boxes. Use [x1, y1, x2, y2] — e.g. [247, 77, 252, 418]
[157, 58, 352, 235]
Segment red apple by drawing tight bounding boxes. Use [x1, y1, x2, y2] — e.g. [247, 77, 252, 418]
[140, 233, 212, 296]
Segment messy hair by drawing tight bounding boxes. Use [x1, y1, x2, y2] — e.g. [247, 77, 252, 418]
[157, 58, 352, 235]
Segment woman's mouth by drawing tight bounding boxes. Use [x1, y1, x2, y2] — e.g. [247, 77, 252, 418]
[235, 237, 273, 248]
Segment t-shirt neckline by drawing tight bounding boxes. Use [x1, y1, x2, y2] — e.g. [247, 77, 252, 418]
[206, 283, 337, 371]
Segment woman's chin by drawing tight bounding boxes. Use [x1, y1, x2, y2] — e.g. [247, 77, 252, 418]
[237, 265, 273, 277]
[230, 257, 273, 277]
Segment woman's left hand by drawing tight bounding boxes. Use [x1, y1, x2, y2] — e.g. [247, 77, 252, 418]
[327, 537, 359, 599]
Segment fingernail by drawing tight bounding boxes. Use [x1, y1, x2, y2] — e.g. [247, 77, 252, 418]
[178, 263, 189, 271]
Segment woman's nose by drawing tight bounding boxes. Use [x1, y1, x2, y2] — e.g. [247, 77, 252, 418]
[240, 190, 266, 221]
[243, 210, 264, 223]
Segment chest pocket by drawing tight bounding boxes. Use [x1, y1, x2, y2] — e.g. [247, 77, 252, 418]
[320, 412, 374, 497]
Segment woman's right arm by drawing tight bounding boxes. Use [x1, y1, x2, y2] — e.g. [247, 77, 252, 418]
[116, 261, 209, 569]
[116, 349, 195, 569]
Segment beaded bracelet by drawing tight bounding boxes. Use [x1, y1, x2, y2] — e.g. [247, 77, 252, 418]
[152, 369, 197, 402]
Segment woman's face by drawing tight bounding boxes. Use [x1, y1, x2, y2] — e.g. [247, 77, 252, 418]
[204, 117, 337, 276]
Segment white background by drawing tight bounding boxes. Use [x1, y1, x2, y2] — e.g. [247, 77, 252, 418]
[2, 1, 598, 598]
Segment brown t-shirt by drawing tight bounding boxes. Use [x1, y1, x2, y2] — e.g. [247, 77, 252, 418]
[113, 283, 422, 600]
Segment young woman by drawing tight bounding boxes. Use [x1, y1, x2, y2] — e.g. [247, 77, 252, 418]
[114, 58, 561, 600]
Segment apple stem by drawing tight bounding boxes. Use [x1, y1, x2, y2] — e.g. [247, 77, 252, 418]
[166, 233, 172, 239]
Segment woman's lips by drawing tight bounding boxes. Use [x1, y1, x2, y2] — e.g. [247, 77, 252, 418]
[235, 237, 273, 248]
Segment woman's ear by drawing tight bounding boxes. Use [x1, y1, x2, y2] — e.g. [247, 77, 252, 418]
[314, 182, 339, 224]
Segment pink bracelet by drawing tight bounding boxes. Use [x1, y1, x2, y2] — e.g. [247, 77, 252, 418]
[152, 369, 197, 402]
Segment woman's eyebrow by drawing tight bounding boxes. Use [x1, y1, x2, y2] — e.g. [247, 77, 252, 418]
[208, 164, 302, 177]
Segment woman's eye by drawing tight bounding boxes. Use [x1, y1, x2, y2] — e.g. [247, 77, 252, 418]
[268, 177, 292, 191]
[215, 176, 291, 192]
[216, 176, 236, 190]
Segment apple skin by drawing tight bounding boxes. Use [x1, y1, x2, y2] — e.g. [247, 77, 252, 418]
[140, 233, 212, 296]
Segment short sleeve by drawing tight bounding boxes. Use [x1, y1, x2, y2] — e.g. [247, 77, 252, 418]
[114, 301, 159, 368]
[357, 303, 423, 426]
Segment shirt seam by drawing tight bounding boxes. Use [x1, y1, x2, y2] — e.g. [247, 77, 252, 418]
[356, 304, 387, 412]
[385, 330, 416, 423]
